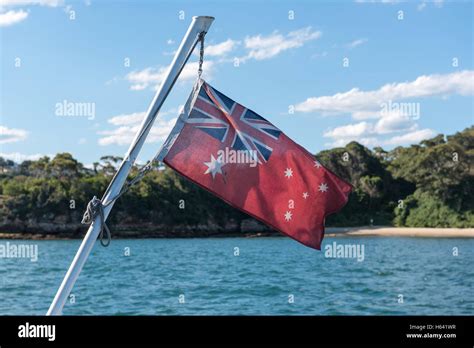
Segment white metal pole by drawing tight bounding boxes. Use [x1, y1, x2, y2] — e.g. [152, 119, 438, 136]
[47, 16, 215, 315]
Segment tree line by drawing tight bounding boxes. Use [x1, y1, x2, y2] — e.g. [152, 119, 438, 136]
[0, 126, 472, 236]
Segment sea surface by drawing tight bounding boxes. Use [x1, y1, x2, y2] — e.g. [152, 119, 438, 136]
[0, 237, 473, 315]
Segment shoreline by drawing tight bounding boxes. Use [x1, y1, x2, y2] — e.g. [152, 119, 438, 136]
[324, 227, 474, 238]
[0, 227, 473, 240]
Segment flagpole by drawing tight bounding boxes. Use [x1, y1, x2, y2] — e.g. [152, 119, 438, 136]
[46, 15, 215, 315]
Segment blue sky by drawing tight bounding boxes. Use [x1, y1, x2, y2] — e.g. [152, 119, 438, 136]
[1, 0, 473, 166]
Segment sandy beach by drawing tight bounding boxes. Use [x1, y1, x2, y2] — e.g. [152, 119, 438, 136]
[0, 226, 473, 239]
[325, 227, 474, 238]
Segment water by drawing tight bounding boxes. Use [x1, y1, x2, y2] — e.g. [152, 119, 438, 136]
[0, 237, 472, 315]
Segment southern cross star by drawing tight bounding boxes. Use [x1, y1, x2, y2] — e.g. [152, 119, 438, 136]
[284, 167, 293, 178]
[318, 182, 328, 192]
[284, 210, 292, 221]
[314, 160, 322, 168]
[204, 154, 225, 179]
[303, 192, 309, 199]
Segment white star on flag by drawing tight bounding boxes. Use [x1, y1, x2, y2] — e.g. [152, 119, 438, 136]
[318, 183, 328, 192]
[284, 168, 293, 178]
[314, 160, 322, 168]
[284, 211, 292, 221]
[303, 192, 309, 199]
[204, 154, 225, 179]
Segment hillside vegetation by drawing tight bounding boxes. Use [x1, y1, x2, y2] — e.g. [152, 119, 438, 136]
[0, 127, 472, 237]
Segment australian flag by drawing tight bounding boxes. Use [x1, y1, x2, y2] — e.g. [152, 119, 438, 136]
[157, 79, 352, 250]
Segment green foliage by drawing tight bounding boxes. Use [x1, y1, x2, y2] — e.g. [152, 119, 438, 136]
[394, 190, 474, 228]
[0, 127, 472, 231]
[389, 127, 474, 210]
[320, 127, 473, 227]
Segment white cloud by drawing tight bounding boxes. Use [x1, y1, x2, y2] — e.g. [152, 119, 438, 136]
[0, 126, 28, 144]
[323, 120, 435, 148]
[373, 111, 418, 134]
[324, 111, 418, 139]
[107, 112, 147, 126]
[98, 119, 177, 146]
[126, 67, 165, 91]
[166, 39, 174, 45]
[385, 129, 437, 146]
[124, 27, 320, 91]
[352, 111, 380, 120]
[205, 39, 239, 57]
[0, 0, 64, 27]
[98, 109, 179, 146]
[328, 137, 379, 148]
[0, 0, 62, 7]
[324, 121, 373, 139]
[322, 107, 436, 148]
[107, 108, 180, 126]
[322, 123, 379, 147]
[347, 38, 368, 49]
[295, 70, 474, 116]
[126, 60, 214, 91]
[323, 121, 379, 147]
[0, 9, 28, 26]
[243, 27, 321, 61]
[0, 152, 48, 162]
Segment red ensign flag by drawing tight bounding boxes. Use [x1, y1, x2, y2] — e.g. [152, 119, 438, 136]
[157, 79, 352, 249]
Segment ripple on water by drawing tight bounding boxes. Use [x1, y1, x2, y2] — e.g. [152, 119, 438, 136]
[1, 237, 473, 315]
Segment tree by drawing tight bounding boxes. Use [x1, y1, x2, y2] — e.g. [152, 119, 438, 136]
[0, 127, 472, 233]
[49, 153, 83, 178]
[99, 155, 123, 176]
[317, 141, 404, 226]
[92, 162, 100, 174]
[29, 156, 50, 177]
[388, 127, 473, 207]
[0, 157, 15, 173]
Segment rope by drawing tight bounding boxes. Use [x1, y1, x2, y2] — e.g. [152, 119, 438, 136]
[81, 196, 111, 247]
[198, 32, 205, 78]
[81, 161, 157, 247]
